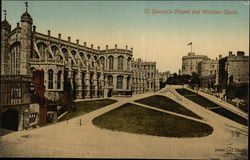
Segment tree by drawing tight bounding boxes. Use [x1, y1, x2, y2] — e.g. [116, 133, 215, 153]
[190, 72, 201, 88]
[59, 70, 76, 112]
[58, 92, 76, 112]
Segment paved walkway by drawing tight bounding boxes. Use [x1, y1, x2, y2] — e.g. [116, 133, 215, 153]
[0, 87, 248, 159]
[131, 101, 205, 124]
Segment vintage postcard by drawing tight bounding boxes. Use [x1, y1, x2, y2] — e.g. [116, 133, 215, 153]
[0, 0, 248, 159]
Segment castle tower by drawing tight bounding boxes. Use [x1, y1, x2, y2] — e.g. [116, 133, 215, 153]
[20, 2, 33, 76]
[1, 10, 11, 75]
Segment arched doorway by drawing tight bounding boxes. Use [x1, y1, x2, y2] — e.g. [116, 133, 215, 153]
[1, 109, 19, 131]
[108, 89, 113, 97]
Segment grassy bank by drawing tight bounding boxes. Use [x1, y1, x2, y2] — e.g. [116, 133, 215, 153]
[59, 99, 117, 122]
[93, 103, 213, 138]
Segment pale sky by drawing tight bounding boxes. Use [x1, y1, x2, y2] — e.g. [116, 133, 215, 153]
[2, 1, 249, 73]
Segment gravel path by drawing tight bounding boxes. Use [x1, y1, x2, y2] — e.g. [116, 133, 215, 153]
[0, 87, 248, 159]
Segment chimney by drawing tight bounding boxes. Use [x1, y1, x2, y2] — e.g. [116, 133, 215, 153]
[83, 42, 86, 47]
[76, 39, 79, 45]
[68, 36, 71, 42]
[48, 30, 51, 36]
[58, 33, 61, 39]
[219, 55, 222, 59]
[106, 45, 108, 50]
[229, 51, 233, 56]
[131, 47, 133, 52]
[98, 46, 100, 51]
[91, 44, 93, 49]
[126, 45, 128, 50]
[115, 44, 117, 49]
[17, 22, 20, 28]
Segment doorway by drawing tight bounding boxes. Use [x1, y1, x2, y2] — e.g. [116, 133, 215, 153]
[1, 109, 19, 131]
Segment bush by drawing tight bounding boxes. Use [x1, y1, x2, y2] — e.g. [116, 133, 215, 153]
[58, 92, 76, 112]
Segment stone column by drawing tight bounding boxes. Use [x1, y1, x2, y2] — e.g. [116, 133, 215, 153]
[113, 74, 117, 91]
[44, 71, 48, 90]
[136, 77, 138, 94]
[129, 76, 132, 91]
[61, 71, 64, 90]
[54, 71, 57, 90]
[123, 75, 127, 90]
[93, 72, 98, 98]
[68, 70, 73, 93]
[142, 78, 145, 93]
[100, 72, 105, 97]
[124, 56, 128, 71]
[105, 56, 108, 70]
[85, 71, 90, 99]
[114, 56, 118, 71]
[75, 70, 83, 99]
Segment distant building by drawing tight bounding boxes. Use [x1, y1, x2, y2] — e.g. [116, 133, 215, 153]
[218, 51, 249, 86]
[198, 58, 219, 89]
[132, 59, 160, 93]
[159, 71, 172, 82]
[180, 52, 208, 75]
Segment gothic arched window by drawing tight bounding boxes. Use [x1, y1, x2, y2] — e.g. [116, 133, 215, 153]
[71, 50, 76, 57]
[127, 57, 131, 71]
[61, 48, 69, 59]
[108, 56, 114, 70]
[48, 69, 54, 89]
[118, 56, 124, 70]
[87, 54, 91, 59]
[10, 42, 20, 75]
[117, 75, 123, 89]
[79, 52, 84, 59]
[51, 45, 62, 61]
[99, 56, 105, 69]
[108, 75, 113, 86]
[37, 42, 52, 59]
[57, 70, 62, 89]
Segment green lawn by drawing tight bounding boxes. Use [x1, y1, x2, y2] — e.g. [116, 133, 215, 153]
[135, 95, 202, 119]
[176, 89, 248, 126]
[211, 108, 248, 126]
[58, 99, 117, 122]
[93, 103, 213, 138]
[176, 89, 221, 109]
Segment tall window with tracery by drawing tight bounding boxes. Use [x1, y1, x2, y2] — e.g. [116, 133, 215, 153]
[127, 57, 131, 71]
[108, 75, 113, 86]
[57, 70, 62, 89]
[127, 76, 130, 90]
[118, 56, 124, 70]
[48, 69, 54, 89]
[108, 56, 114, 70]
[99, 56, 105, 69]
[117, 75, 123, 89]
[10, 42, 20, 75]
[37, 42, 51, 59]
